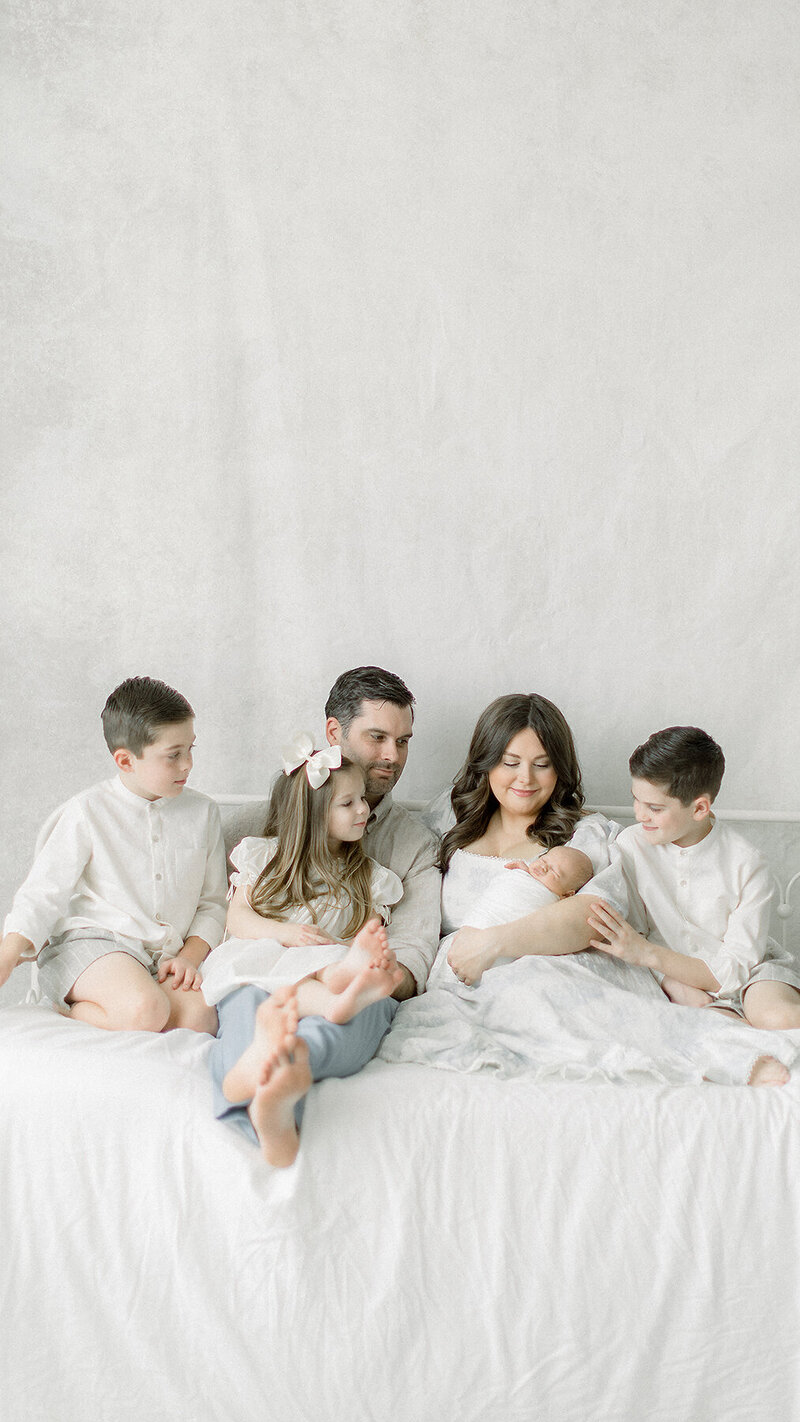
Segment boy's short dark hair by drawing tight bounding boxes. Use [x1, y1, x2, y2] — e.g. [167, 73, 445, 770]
[629, 726, 725, 805]
[101, 677, 194, 757]
[324, 666, 415, 731]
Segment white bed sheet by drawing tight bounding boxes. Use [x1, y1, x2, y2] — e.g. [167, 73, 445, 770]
[3, 1003, 800, 1422]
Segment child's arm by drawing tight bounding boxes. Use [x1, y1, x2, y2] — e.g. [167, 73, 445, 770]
[587, 902, 722, 992]
[0, 932, 34, 989]
[225, 886, 336, 948]
[2, 801, 93, 974]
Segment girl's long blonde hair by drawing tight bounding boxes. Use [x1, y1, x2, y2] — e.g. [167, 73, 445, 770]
[249, 757, 375, 939]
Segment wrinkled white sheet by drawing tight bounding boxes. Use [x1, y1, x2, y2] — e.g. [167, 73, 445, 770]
[3, 1002, 800, 1422]
[379, 941, 800, 1086]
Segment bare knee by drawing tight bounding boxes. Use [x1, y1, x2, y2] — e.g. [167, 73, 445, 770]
[117, 988, 171, 1033]
[747, 1002, 800, 1031]
[744, 984, 800, 1032]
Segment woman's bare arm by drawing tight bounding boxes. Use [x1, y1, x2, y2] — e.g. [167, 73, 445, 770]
[447, 895, 599, 985]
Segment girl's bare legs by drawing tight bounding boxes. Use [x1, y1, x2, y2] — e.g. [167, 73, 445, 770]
[224, 987, 311, 1167]
[249, 1037, 312, 1167]
[66, 953, 171, 1032]
[222, 987, 299, 1103]
[312, 919, 404, 1024]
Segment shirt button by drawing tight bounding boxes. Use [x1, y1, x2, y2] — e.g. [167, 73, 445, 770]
[155, 873, 162, 881]
[152, 836, 160, 843]
[680, 880, 688, 887]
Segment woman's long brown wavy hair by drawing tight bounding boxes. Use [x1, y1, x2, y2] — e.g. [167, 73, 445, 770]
[250, 757, 375, 939]
[439, 693, 585, 871]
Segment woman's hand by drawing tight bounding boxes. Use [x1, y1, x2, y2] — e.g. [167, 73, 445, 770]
[586, 902, 654, 968]
[447, 926, 500, 986]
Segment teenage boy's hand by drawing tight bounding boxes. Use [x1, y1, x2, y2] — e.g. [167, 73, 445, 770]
[586, 902, 653, 967]
[157, 954, 203, 991]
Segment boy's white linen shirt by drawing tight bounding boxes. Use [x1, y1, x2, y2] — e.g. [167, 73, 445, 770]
[4, 777, 228, 959]
[608, 820, 778, 998]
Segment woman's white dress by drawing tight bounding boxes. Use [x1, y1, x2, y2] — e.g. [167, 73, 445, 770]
[200, 837, 403, 1007]
[379, 841, 800, 1085]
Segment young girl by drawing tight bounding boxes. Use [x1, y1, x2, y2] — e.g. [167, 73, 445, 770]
[204, 736, 404, 1167]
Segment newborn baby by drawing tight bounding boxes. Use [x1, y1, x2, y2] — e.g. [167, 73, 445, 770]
[431, 846, 595, 989]
[470, 846, 595, 930]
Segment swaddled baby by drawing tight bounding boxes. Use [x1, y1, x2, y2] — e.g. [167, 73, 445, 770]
[471, 846, 594, 930]
[427, 846, 595, 990]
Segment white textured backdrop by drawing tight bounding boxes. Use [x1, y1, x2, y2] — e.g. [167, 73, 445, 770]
[3, 0, 800, 928]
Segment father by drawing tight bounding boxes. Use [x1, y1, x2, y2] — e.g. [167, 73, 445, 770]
[325, 665, 441, 1000]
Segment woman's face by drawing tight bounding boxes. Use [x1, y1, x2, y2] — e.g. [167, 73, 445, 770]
[487, 727, 558, 823]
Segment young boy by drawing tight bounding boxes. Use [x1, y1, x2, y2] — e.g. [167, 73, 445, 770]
[0, 677, 227, 1033]
[586, 726, 800, 1030]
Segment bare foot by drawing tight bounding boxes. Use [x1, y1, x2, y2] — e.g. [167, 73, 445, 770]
[661, 977, 714, 1009]
[324, 946, 404, 1025]
[222, 987, 298, 1103]
[249, 1038, 312, 1168]
[322, 918, 391, 994]
[748, 1055, 790, 1088]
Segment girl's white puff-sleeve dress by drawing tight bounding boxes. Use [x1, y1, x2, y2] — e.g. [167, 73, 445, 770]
[200, 836, 404, 1007]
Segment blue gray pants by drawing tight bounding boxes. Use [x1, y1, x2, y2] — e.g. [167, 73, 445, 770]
[209, 986, 397, 1144]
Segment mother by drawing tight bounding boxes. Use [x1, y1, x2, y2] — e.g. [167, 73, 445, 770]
[442, 693, 614, 984]
[435, 692, 616, 983]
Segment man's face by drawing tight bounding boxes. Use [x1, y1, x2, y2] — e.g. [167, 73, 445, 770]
[327, 699, 413, 808]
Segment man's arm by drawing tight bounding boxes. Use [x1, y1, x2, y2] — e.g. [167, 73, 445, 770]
[384, 843, 441, 999]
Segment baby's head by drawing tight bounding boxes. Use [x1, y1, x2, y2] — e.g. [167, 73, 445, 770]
[529, 846, 593, 897]
[628, 726, 724, 847]
[102, 677, 195, 800]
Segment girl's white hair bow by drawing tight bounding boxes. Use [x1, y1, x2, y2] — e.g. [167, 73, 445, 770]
[281, 732, 343, 789]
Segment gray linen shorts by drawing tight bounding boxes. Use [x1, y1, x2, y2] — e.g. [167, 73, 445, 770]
[707, 958, 800, 1018]
[36, 929, 157, 1009]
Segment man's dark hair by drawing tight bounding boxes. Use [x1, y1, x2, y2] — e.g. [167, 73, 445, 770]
[629, 726, 725, 804]
[101, 677, 194, 756]
[324, 666, 415, 732]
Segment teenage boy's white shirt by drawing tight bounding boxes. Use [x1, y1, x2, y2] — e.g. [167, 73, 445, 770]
[363, 792, 441, 992]
[4, 777, 228, 960]
[587, 819, 785, 999]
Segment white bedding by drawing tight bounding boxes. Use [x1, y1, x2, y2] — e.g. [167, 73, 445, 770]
[379, 941, 800, 1085]
[4, 1001, 800, 1422]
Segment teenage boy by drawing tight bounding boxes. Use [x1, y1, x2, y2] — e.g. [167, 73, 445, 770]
[586, 727, 800, 1028]
[0, 677, 227, 1033]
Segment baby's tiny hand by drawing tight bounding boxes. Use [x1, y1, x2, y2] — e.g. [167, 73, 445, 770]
[503, 860, 537, 875]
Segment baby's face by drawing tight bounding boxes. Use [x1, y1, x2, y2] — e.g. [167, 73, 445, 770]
[529, 847, 592, 897]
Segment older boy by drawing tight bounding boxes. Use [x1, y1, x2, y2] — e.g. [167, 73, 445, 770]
[0, 677, 227, 1032]
[586, 726, 800, 1029]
